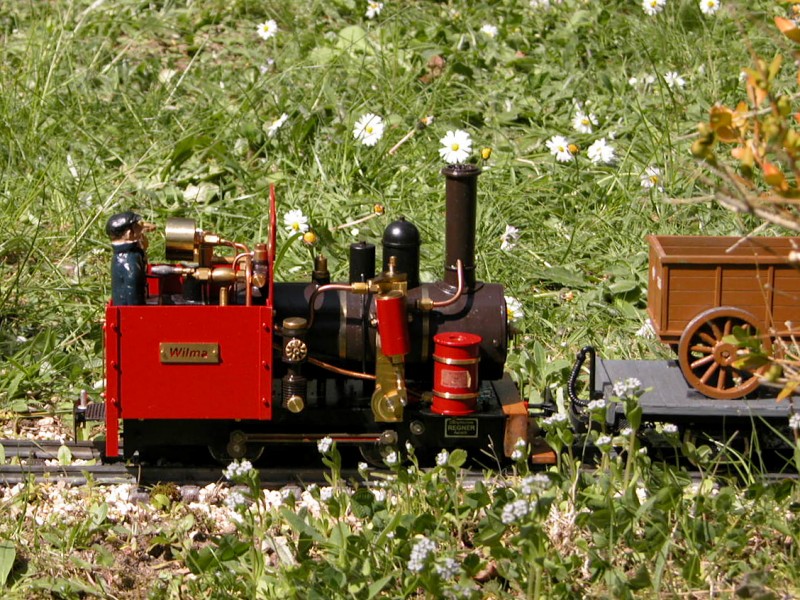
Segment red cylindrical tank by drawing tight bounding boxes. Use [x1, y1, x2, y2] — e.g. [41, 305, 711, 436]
[376, 290, 410, 357]
[432, 332, 481, 415]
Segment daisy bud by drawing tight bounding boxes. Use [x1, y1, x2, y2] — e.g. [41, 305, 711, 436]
[302, 231, 318, 245]
[481, 147, 493, 160]
[568, 143, 579, 155]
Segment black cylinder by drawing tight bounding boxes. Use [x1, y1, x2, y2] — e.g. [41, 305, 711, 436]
[442, 164, 481, 290]
[349, 241, 376, 283]
[382, 217, 420, 289]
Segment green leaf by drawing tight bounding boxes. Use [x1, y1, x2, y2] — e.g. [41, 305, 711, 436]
[539, 266, 586, 288]
[57, 444, 72, 466]
[337, 26, 368, 53]
[0, 444, 5, 465]
[350, 488, 375, 519]
[280, 508, 325, 543]
[366, 574, 392, 599]
[0, 542, 15, 587]
[447, 448, 468, 469]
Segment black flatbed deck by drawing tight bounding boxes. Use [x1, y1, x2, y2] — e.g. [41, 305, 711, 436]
[595, 359, 792, 422]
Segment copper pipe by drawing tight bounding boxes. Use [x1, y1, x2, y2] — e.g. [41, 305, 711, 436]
[271, 341, 376, 380]
[307, 356, 377, 380]
[232, 252, 254, 306]
[307, 283, 353, 329]
[431, 259, 464, 309]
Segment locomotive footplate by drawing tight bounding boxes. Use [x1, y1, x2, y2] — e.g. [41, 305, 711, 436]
[594, 358, 793, 428]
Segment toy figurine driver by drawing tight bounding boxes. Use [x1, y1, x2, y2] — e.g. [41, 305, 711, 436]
[105, 211, 155, 305]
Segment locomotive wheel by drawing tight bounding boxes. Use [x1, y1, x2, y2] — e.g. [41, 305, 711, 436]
[677, 307, 771, 400]
[359, 442, 397, 468]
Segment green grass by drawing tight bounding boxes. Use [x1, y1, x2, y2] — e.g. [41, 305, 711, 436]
[1, 0, 800, 597]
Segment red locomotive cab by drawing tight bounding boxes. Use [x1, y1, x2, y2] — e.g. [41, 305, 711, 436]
[103, 188, 278, 459]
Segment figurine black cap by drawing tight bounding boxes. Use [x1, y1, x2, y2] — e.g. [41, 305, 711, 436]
[106, 211, 142, 238]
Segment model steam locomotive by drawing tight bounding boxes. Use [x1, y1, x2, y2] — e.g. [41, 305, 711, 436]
[87, 162, 798, 465]
[95, 165, 530, 462]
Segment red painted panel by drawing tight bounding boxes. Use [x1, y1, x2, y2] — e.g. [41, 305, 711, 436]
[114, 305, 273, 420]
[105, 304, 121, 458]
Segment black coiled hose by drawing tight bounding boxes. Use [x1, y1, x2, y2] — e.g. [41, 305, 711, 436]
[568, 345, 596, 413]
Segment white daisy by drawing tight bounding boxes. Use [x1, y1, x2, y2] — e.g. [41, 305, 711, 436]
[480, 24, 498, 38]
[365, 1, 383, 19]
[505, 296, 523, 324]
[664, 71, 685, 88]
[546, 135, 573, 162]
[642, 0, 666, 16]
[641, 166, 663, 191]
[266, 113, 289, 137]
[439, 129, 473, 164]
[257, 19, 278, 41]
[572, 110, 598, 134]
[501, 225, 520, 251]
[353, 113, 385, 146]
[699, 0, 719, 14]
[628, 76, 638, 86]
[284, 209, 309, 234]
[586, 138, 616, 164]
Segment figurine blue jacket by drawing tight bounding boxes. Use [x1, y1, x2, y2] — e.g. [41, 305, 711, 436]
[111, 241, 147, 305]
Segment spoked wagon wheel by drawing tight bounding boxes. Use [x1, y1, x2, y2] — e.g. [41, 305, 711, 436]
[678, 307, 772, 400]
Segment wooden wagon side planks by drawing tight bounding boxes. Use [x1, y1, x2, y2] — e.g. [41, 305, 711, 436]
[647, 235, 800, 345]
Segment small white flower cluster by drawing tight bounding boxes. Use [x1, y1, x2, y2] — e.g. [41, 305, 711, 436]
[542, 412, 568, 427]
[319, 486, 334, 502]
[225, 488, 248, 511]
[611, 377, 642, 400]
[372, 488, 387, 503]
[546, 135, 573, 163]
[641, 165, 663, 191]
[510, 437, 527, 461]
[521, 473, 551, 495]
[223, 459, 254, 480]
[587, 398, 607, 412]
[353, 113, 385, 146]
[699, 0, 720, 15]
[642, 0, 666, 16]
[283, 209, 310, 234]
[505, 295, 523, 325]
[636, 319, 656, 339]
[434, 556, 462, 580]
[790, 412, 800, 431]
[500, 224, 520, 251]
[595, 434, 613, 449]
[572, 110, 598, 134]
[662, 423, 679, 435]
[257, 19, 278, 41]
[480, 24, 498, 38]
[664, 71, 686, 89]
[435, 449, 449, 466]
[384, 450, 400, 466]
[408, 535, 437, 572]
[317, 436, 333, 454]
[365, 1, 383, 19]
[265, 113, 289, 138]
[501, 498, 535, 525]
[439, 130, 473, 164]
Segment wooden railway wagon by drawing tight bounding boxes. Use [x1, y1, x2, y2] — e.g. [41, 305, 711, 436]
[647, 235, 800, 400]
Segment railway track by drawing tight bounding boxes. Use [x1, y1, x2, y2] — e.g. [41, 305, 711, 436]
[1, 438, 795, 489]
[0, 438, 362, 487]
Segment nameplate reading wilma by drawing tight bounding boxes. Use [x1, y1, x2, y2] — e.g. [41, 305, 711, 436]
[160, 343, 220, 364]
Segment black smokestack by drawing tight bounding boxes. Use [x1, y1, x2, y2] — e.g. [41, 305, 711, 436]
[442, 164, 481, 290]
